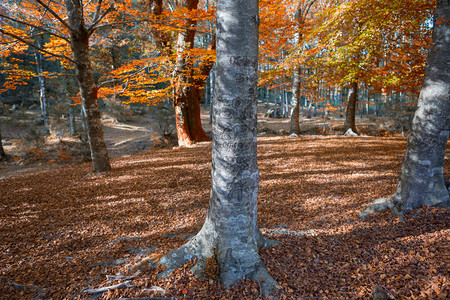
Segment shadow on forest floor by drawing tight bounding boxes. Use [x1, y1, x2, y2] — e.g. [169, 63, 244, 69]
[0, 136, 449, 299]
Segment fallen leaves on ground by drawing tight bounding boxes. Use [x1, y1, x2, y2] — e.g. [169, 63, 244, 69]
[0, 136, 448, 299]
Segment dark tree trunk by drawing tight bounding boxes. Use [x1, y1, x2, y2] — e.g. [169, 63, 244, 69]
[0, 123, 7, 160]
[391, 0, 450, 212]
[65, 0, 111, 172]
[157, 0, 277, 295]
[360, 0, 450, 218]
[344, 81, 358, 134]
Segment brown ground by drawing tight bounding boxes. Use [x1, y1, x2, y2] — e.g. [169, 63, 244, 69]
[0, 105, 449, 299]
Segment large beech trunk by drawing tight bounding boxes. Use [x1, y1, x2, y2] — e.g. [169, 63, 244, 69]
[173, 0, 211, 146]
[158, 0, 277, 295]
[360, 0, 449, 218]
[149, 0, 212, 146]
[65, 0, 111, 172]
[390, 0, 450, 212]
[344, 81, 358, 133]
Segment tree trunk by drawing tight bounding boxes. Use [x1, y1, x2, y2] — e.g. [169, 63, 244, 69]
[0, 123, 7, 160]
[391, 0, 450, 212]
[360, 0, 450, 219]
[344, 81, 358, 134]
[209, 65, 215, 124]
[172, 0, 212, 146]
[65, 0, 111, 172]
[157, 0, 278, 295]
[34, 37, 49, 132]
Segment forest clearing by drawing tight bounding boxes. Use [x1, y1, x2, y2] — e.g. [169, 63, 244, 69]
[0, 135, 449, 299]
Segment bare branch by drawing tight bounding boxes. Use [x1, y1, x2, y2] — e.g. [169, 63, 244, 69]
[303, 0, 316, 18]
[87, 2, 116, 36]
[0, 28, 74, 63]
[33, 0, 73, 32]
[91, 0, 104, 24]
[90, 20, 137, 32]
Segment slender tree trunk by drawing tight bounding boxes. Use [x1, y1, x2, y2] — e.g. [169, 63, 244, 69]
[344, 81, 358, 133]
[62, 68, 76, 136]
[0, 123, 7, 160]
[35, 38, 49, 132]
[65, 0, 111, 172]
[391, 0, 450, 212]
[68, 99, 76, 137]
[157, 0, 278, 295]
[209, 65, 215, 124]
[290, 64, 301, 134]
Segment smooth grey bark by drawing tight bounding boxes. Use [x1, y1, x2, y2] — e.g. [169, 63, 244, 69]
[65, 0, 111, 172]
[209, 65, 215, 124]
[360, 0, 450, 218]
[390, 0, 450, 212]
[157, 0, 278, 295]
[290, 63, 301, 134]
[34, 38, 49, 132]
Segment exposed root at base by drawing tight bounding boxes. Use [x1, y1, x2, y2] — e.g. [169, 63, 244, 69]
[358, 197, 399, 219]
[127, 232, 280, 297]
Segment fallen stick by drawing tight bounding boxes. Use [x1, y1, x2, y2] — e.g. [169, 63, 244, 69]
[106, 271, 141, 281]
[84, 280, 133, 294]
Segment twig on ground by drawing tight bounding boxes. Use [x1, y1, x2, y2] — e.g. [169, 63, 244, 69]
[84, 280, 133, 294]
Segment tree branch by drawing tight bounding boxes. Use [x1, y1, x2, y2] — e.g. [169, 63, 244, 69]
[0, 28, 74, 63]
[0, 12, 70, 42]
[33, 0, 74, 32]
[91, 0, 103, 24]
[87, 2, 116, 36]
[97, 65, 151, 87]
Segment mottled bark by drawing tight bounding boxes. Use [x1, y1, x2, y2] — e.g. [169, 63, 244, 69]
[65, 0, 111, 172]
[360, 0, 449, 218]
[390, 0, 450, 212]
[344, 81, 358, 134]
[157, 0, 278, 295]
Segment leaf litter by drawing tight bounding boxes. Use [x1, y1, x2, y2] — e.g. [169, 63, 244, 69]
[0, 136, 448, 299]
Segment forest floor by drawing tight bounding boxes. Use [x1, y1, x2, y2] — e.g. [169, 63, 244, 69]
[0, 101, 396, 179]
[0, 104, 449, 299]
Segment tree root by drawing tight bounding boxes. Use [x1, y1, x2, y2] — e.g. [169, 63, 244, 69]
[129, 229, 280, 297]
[358, 197, 398, 219]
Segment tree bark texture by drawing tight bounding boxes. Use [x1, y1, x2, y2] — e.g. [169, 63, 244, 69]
[344, 81, 358, 133]
[65, 0, 111, 172]
[289, 6, 303, 135]
[390, 0, 450, 212]
[173, 0, 212, 146]
[157, 0, 277, 295]
[147, 0, 212, 146]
